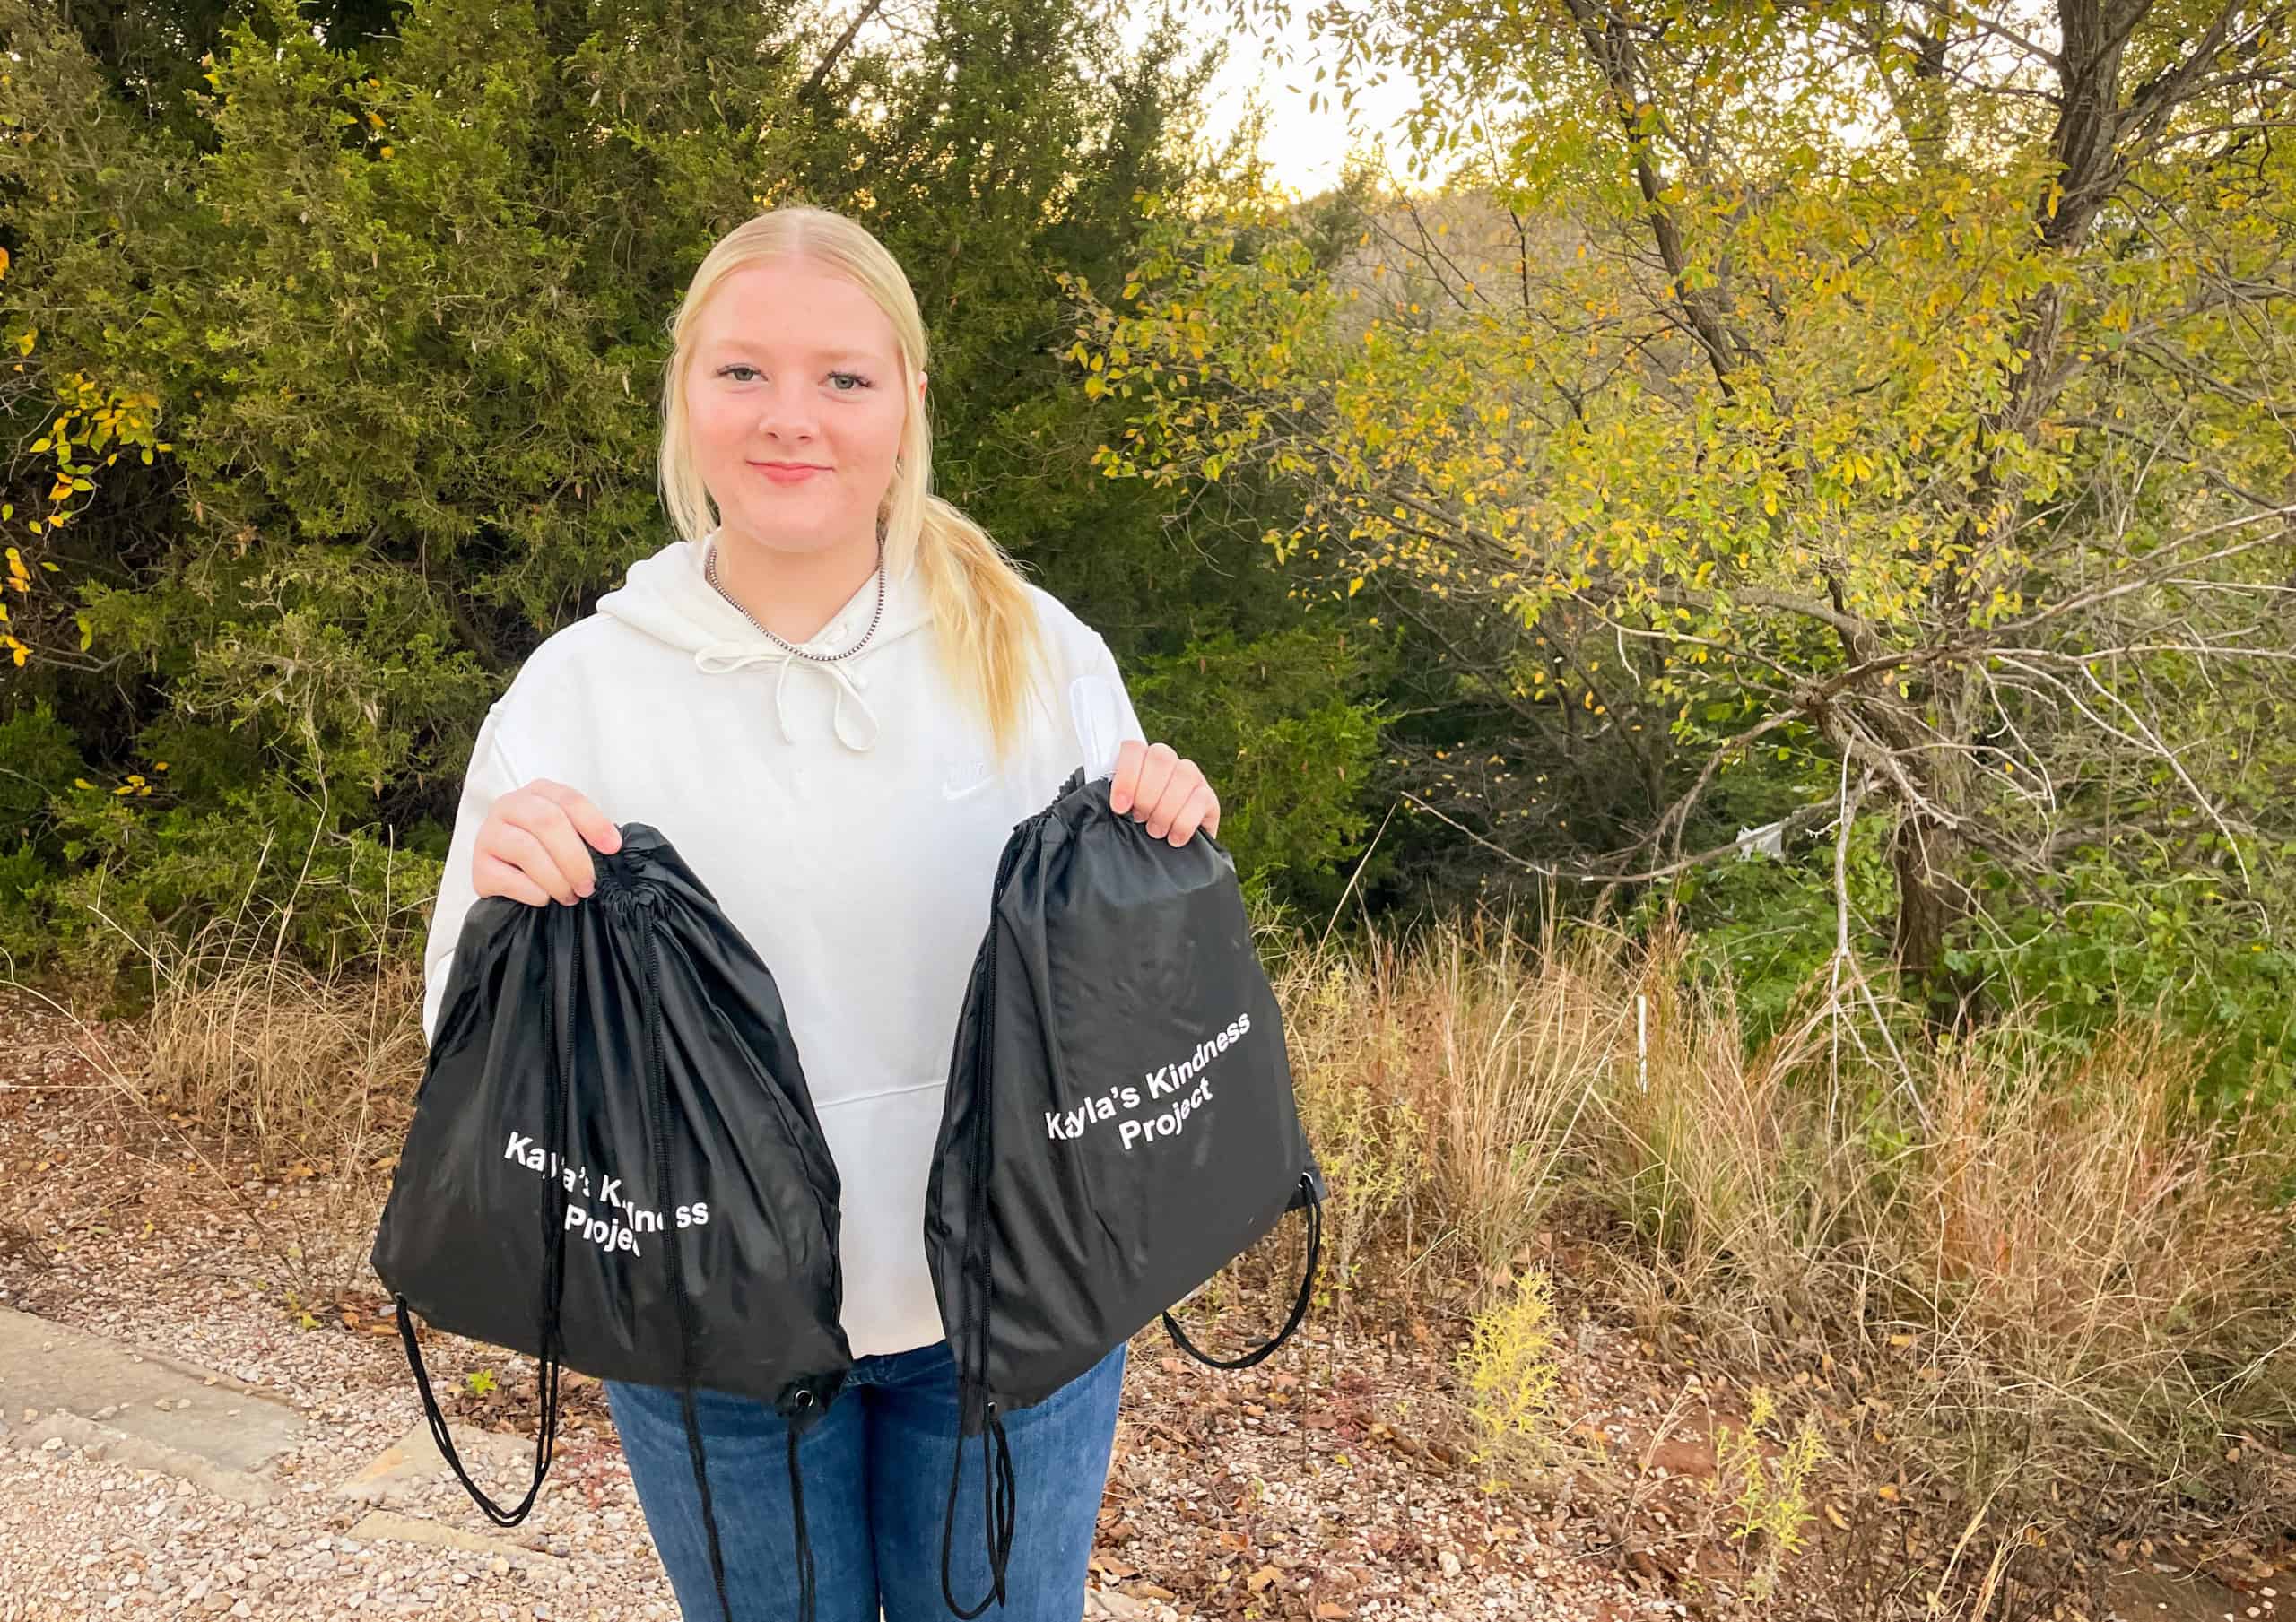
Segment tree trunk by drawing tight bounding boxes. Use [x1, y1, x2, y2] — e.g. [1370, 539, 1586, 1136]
[1890, 807, 1979, 1028]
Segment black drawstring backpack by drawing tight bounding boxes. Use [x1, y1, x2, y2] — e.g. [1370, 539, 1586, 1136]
[371, 823, 852, 1622]
[925, 768, 1325, 1616]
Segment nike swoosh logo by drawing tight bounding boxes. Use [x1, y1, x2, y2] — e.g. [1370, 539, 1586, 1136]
[941, 760, 995, 800]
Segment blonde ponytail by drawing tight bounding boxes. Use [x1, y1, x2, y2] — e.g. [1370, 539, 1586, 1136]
[912, 498, 1050, 764]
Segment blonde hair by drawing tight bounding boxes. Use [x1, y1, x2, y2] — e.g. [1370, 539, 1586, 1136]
[657, 205, 1049, 762]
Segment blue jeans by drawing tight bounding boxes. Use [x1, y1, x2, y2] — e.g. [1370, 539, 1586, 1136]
[604, 1340, 1126, 1622]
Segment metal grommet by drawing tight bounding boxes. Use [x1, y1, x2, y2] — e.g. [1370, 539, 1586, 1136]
[796, 1389, 816, 1410]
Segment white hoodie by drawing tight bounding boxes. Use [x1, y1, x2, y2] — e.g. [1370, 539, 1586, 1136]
[419, 530, 1145, 1357]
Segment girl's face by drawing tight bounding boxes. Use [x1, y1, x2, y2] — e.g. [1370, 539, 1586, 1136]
[684, 256, 921, 560]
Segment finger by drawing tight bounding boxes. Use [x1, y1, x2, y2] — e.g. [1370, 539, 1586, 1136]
[473, 851, 555, 908]
[1165, 782, 1218, 846]
[1127, 743, 1179, 825]
[495, 820, 582, 905]
[495, 818, 584, 905]
[1108, 740, 1146, 814]
[529, 780, 622, 854]
[1204, 793, 1220, 839]
[527, 799, 604, 898]
[1145, 763, 1200, 839]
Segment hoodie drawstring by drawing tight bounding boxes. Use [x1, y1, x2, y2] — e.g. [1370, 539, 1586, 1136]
[692, 641, 880, 752]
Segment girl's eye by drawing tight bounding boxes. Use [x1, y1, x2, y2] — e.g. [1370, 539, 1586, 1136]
[718, 365, 871, 391]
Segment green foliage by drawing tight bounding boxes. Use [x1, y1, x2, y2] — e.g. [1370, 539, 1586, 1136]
[0, 699, 79, 826]
[1968, 847, 2296, 1108]
[1129, 622, 1389, 910]
[10, 0, 2290, 1116]
[1077, 0, 2296, 1054]
[0, 700, 83, 974]
[45, 776, 442, 1003]
[1660, 822, 1896, 1044]
[1665, 835, 2296, 1109]
[0, 0, 1389, 994]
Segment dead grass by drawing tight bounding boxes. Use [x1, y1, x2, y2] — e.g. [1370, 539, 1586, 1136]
[30, 880, 430, 1177]
[1277, 910, 2296, 1558]
[140, 946, 427, 1175]
[23, 876, 2294, 1611]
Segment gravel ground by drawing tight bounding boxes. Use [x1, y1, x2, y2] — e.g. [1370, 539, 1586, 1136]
[12, 984, 2100, 1622]
[0, 1415, 671, 1621]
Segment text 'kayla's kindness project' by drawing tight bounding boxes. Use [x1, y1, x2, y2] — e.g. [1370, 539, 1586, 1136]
[1040, 1010, 1256, 1152]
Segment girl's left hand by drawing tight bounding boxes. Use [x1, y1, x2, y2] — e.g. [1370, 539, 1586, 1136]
[1109, 741, 1221, 846]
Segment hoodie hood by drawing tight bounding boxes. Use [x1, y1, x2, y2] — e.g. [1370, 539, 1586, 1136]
[594, 532, 934, 753]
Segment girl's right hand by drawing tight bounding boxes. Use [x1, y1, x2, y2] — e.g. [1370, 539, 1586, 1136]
[472, 778, 623, 906]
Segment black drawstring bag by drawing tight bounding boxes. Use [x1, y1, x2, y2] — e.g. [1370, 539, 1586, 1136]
[371, 823, 852, 1622]
[924, 768, 1325, 1616]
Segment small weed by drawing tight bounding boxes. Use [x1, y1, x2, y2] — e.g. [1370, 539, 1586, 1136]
[1457, 1265, 1561, 1488]
[1714, 1387, 1826, 1601]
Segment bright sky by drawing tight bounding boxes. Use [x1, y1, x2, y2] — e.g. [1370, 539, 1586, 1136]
[1141, 0, 1439, 198]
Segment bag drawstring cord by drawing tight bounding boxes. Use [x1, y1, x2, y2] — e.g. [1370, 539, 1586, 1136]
[941, 839, 1024, 1619]
[785, 1391, 818, 1618]
[1162, 1173, 1322, 1370]
[391, 913, 582, 1524]
[639, 894, 824, 1622]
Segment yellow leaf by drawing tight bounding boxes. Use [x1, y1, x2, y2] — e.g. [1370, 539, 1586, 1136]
[15, 330, 33, 356]
[1348, 577, 1363, 597]
[0, 246, 9, 280]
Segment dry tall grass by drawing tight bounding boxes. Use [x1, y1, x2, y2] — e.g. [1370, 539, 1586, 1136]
[1274, 915, 1618, 1303]
[36, 877, 2292, 1535]
[141, 947, 428, 1175]
[57, 863, 431, 1177]
[1275, 915, 2296, 1524]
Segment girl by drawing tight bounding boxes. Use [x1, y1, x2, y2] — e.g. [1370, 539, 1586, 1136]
[419, 204, 1221, 1622]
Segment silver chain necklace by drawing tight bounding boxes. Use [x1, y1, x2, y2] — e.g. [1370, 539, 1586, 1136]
[705, 535, 887, 664]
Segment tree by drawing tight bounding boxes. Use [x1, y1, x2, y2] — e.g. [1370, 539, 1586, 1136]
[0, 0, 1383, 994]
[1075, 0, 2296, 1019]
